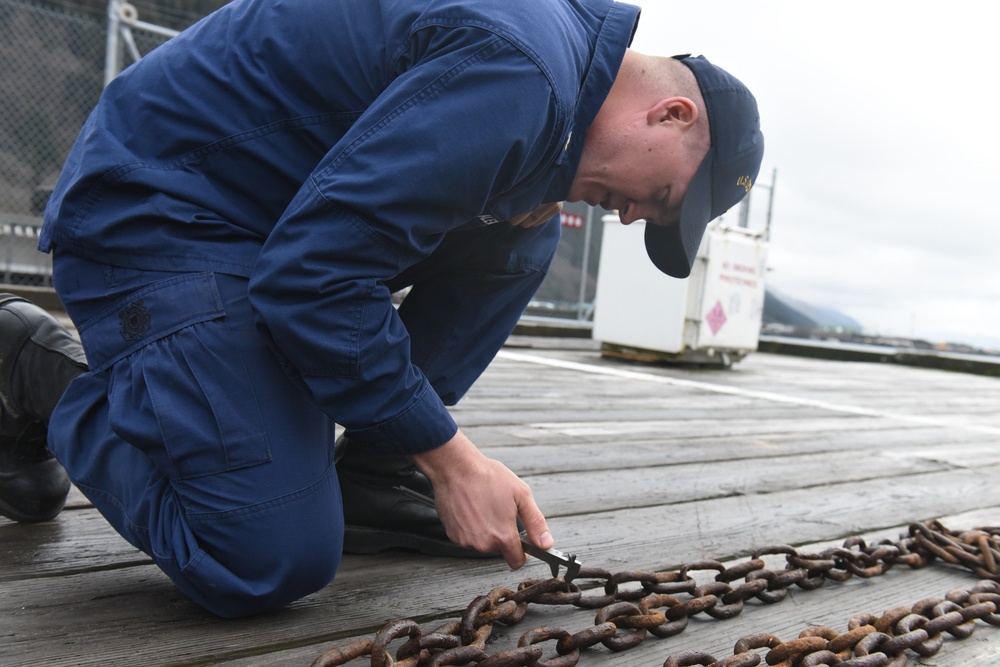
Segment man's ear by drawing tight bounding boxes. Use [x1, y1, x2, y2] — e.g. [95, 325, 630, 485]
[647, 97, 698, 128]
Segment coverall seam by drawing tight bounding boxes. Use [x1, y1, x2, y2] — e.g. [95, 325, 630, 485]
[315, 36, 506, 181]
[396, 21, 567, 199]
[183, 456, 337, 523]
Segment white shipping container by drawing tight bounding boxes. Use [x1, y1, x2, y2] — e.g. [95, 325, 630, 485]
[592, 215, 768, 367]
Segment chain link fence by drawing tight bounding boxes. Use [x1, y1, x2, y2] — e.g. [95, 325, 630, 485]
[2, 0, 99, 284]
[529, 202, 612, 323]
[0, 0, 608, 317]
[0, 0, 181, 286]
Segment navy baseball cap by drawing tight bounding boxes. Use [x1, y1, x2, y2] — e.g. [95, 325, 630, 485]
[644, 55, 764, 278]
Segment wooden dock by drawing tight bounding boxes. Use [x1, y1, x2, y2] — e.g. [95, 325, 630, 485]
[4, 336, 1000, 666]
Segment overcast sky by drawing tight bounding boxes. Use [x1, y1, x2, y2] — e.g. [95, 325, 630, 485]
[628, 1, 1000, 349]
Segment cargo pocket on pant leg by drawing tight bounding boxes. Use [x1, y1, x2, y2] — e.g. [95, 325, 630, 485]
[82, 273, 272, 480]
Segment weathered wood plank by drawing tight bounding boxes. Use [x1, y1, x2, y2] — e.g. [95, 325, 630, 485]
[4, 467, 1000, 666]
[474, 416, 932, 444]
[480, 427, 1000, 474]
[218, 568, 1000, 667]
[0, 510, 149, 581]
[4, 347, 1000, 666]
[483, 352, 1000, 432]
[524, 449, 951, 518]
[214, 509, 1000, 667]
[473, 569, 1000, 667]
[453, 404, 851, 426]
[0, 447, 966, 582]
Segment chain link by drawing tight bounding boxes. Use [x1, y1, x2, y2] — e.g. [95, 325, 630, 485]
[311, 520, 1000, 667]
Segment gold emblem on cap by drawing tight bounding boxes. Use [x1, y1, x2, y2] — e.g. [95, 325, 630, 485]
[737, 175, 753, 193]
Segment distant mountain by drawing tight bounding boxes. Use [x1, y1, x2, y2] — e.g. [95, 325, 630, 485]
[763, 289, 862, 332]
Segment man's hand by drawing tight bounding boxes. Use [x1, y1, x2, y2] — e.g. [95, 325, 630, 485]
[411, 429, 553, 568]
[509, 202, 563, 228]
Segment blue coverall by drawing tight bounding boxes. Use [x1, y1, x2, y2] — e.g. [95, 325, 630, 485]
[40, 0, 640, 616]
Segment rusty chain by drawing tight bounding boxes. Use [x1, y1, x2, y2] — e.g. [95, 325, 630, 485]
[311, 519, 1000, 667]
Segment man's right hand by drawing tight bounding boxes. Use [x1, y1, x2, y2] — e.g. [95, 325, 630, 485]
[410, 429, 553, 568]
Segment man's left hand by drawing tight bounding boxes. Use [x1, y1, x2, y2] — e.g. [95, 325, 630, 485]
[509, 202, 563, 228]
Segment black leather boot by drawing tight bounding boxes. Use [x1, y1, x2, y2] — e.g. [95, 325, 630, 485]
[0, 295, 86, 523]
[335, 434, 496, 558]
